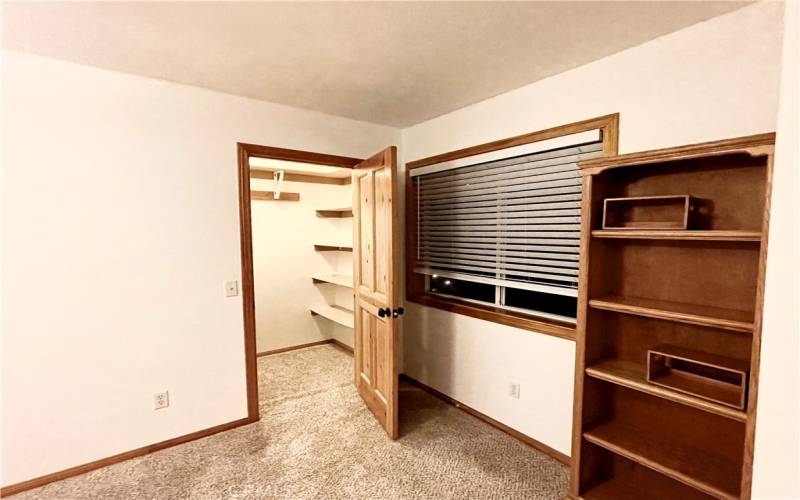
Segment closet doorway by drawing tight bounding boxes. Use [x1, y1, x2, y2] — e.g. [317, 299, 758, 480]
[236, 143, 401, 439]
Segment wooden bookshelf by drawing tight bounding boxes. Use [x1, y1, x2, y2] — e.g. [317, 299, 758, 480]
[569, 133, 775, 500]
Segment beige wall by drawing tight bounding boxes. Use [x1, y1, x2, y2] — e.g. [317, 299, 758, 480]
[250, 178, 354, 352]
[752, 2, 800, 498]
[401, 1, 785, 460]
[1, 50, 398, 486]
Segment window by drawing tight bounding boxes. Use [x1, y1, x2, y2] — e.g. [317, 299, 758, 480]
[405, 115, 618, 338]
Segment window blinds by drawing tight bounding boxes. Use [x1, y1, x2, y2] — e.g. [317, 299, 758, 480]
[413, 140, 603, 297]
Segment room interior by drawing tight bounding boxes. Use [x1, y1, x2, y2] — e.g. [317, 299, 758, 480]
[1, 1, 798, 499]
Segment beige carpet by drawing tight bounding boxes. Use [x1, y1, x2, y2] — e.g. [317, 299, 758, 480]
[13, 345, 568, 499]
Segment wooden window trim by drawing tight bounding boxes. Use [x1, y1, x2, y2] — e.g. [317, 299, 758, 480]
[404, 113, 620, 341]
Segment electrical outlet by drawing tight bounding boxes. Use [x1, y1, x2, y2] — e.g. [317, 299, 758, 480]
[509, 382, 520, 399]
[224, 280, 239, 297]
[153, 391, 169, 410]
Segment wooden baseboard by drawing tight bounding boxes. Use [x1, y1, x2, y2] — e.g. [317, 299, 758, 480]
[257, 339, 354, 358]
[256, 339, 333, 357]
[0, 416, 258, 497]
[399, 374, 571, 465]
[329, 338, 354, 354]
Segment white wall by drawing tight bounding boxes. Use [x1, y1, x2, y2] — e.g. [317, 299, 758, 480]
[401, 2, 785, 457]
[250, 178, 354, 352]
[752, 2, 800, 499]
[1, 50, 398, 486]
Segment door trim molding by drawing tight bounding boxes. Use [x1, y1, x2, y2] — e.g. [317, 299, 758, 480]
[236, 143, 363, 420]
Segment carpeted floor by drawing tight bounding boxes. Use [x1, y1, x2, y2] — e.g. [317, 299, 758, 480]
[13, 345, 568, 499]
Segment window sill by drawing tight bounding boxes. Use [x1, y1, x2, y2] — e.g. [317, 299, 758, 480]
[407, 292, 577, 341]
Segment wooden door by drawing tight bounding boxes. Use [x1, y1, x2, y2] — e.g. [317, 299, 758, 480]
[352, 146, 401, 439]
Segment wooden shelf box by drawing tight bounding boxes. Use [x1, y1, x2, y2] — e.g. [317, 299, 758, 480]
[647, 344, 749, 410]
[569, 133, 775, 500]
[602, 195, 694, 230]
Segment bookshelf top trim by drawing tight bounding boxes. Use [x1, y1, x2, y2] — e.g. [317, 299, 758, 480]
[578, 132, 775, 174]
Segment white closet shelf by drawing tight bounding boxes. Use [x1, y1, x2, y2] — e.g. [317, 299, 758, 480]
[310, 305, 354, 328]
[311, 274, 354, 288]
[316, 207, 353, 218]
[314, 243, 353, 252]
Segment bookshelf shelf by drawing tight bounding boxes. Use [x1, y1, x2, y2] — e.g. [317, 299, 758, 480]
[589, 296, 754, 332]
[585, 359, 747, 422]
[584, 421, 740, 500]
[592, 229, 762, 242]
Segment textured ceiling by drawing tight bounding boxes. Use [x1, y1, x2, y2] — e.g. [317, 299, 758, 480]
[3, 1, 747, 127]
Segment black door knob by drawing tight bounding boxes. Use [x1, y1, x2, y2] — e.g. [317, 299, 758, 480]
[377, 307, 390, 318]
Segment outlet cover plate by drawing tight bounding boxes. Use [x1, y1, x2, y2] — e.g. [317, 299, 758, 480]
[153, 391, 170, 410]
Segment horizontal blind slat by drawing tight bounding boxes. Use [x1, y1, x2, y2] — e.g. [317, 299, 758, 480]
[419, 262, 579, 279]
[419, 255, 577, 270]
[420, 178, 581, 202]
[420, 198, 581, 213]
[421, 216, 581, 227]
[420, 143, 602, 183]
[420, 202, 581, 216]
[415, 140, 601, 292]
[421, 249, 579, 261]
[421, 186, 583, 206]
[419, 161, 580, 190]
[413, 267, 579, 297]
[419, 168, 581, 195]
[419, 243, 579, 254]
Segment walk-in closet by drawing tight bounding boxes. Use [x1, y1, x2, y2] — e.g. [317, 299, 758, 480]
[249, 157, 355, 354]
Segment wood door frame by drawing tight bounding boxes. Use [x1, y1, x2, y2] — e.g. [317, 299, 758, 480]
[236, 143, 363, 419]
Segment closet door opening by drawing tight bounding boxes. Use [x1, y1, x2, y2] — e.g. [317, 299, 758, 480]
[235, 143, 401, 440]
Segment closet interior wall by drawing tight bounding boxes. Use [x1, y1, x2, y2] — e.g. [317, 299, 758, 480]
[250, 176, 354, 353]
